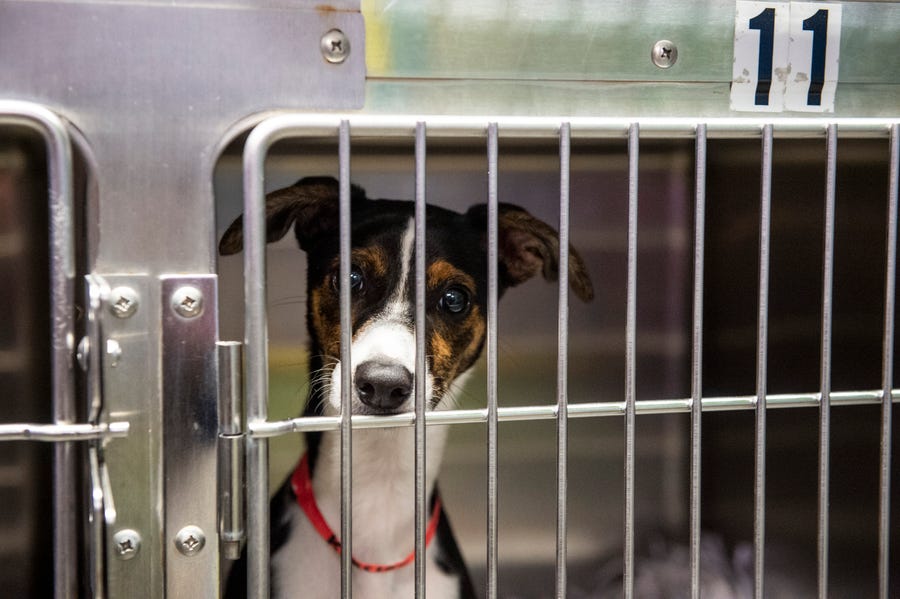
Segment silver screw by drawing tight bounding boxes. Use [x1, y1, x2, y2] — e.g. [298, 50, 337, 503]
[113, 529, 141, 560]
[109, 286, 139, 318]
[172, 286, 203, 318]
[321, 29, 350, 64]
[651, 40, 678, 69]
[174, 525, 206, 556]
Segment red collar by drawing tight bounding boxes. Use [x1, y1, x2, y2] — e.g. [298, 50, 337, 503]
[291, 453, 442, 573]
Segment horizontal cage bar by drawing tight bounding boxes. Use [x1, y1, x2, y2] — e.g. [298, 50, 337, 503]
[0, 421, 130, 442]
[247, 389, 900, 438]
[240, 113, 898, 143]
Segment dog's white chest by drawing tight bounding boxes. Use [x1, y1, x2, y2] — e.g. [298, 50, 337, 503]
[272, 503, 460, 599]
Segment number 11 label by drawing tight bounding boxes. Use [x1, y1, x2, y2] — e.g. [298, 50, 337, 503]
[731, 1, 843, 113]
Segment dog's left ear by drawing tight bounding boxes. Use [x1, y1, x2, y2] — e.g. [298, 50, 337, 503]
[467, 203, 594, 302]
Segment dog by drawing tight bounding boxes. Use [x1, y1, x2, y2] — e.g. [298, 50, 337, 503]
[220, 176, 594, 598]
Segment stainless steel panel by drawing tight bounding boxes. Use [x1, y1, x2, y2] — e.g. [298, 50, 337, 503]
[362, 0, 900, 117]
[161, 275, 220, 599]
[363, 0, 899, 84]
[0, 1, 364, 273]
[99, 274, 162, 599]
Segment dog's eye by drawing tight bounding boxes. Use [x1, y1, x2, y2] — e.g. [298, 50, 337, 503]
[439, 287, 470, 314]
[332, 266, 365, 293]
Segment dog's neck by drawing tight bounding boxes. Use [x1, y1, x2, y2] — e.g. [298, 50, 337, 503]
[306, 426, 449, 564]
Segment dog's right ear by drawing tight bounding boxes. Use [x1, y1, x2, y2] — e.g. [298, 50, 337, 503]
[219, 176, 364, 255]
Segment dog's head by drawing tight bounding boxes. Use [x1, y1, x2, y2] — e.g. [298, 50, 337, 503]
[221, 176, 593, 416]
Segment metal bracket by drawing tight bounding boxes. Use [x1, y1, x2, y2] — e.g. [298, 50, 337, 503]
[160, 275, 220, 598]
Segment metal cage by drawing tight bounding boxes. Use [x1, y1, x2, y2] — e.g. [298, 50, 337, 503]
[0, 1, 898, 598]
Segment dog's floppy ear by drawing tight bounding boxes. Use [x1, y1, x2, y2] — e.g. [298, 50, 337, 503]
[467, 203, 594, 302]
[219, 176, 365, 255]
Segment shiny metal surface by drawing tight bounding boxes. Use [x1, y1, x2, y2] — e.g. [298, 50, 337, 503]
[98, 274, 161, 599]
[817, 123, 838, 599]
[555, 122, 571, 599]
[362, 0, 900, 117]
[1, 3, 363, 596]
[0, 422, 129, 442]
[754, 124, 774, 599]
[338, 120, 354, 599]
[161, 275, 220, 599]
[248, 389, 900, 436]
[486, 122, 500, 599]
[413, 121, 427, 597]
[623, 122, 639, 599]
[0, 100, 75, 599]
[217, 342, 245, 561]
[878, 124, 899, 599]
[689, 123, 706, 599]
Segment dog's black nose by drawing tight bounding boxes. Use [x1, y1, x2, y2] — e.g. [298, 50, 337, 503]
[354, 360, 413, 412]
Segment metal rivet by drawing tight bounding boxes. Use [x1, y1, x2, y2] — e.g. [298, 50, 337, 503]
[321, 29, 350, 64]
[174, 525, 206, 556]
[110, 286, 139, 318]
[113, 529, 141, 560]
[651, 39, 678, 69]
[172, 286, 203, 318]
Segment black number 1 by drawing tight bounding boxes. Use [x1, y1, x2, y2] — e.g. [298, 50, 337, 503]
[747, 6, 831, 108]
[749, 8, 775, 106]
[803, 9, 829, 106]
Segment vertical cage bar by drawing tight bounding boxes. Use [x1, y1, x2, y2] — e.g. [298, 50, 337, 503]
[879, 123, 899, 599]
[623, 122, 639, 599]
[754, 124, 774, 599]
[339, 119, 353, 599]
[243, 123, 271, 599]
[486, 122, 500, 599]
[24, 105, 78, 599]
[555, 122, 572, 599]
[689, 123, 707, 599]
[414, 121, 428, 597]
[817, 123, 837, 599]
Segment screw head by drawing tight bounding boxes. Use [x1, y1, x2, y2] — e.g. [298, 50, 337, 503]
[109, 286, 139, 318]
[321, 29, 350, 64]
[651, 39, 678, 69]
[174, 525, 206, 556]
[172, 286, 203, 318]
[113, 529, 141, 560]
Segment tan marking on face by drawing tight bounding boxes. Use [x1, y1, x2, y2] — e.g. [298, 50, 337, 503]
[427, 260, 476, 293]
[309, 284, 340, 360]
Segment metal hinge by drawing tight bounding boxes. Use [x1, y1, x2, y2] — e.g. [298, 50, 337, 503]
[217, 340, 246, 560]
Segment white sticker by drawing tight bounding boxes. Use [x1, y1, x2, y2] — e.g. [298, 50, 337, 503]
[784, 2, 842, 112]
[732, 2, 791, 112]
[731, 1, 842, 112]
